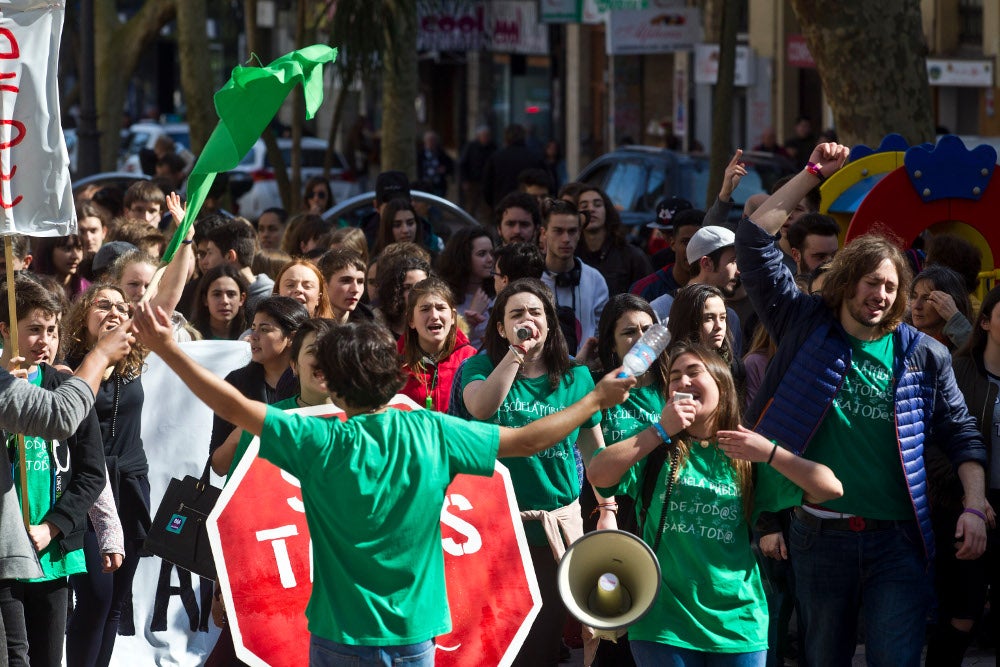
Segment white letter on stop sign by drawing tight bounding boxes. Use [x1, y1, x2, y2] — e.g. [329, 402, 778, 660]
[441, 494, 482, 556]
[256, 525, 299, 588]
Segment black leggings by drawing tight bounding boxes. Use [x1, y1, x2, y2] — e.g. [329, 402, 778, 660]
[66, 530, 143, 667]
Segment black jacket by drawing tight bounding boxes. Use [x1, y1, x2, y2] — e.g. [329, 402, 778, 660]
[482, 144, 545, 207]
[209, 362, 296, 454]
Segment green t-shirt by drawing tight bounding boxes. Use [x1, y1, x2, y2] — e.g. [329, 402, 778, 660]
[595, 443, 768, 653]
[805, 334, 912, 519]
[462, 355, 600, 545]
[259, 406, 499, 646]
[13, 368, 86, 582]
[227, 396, 299, 481]
[601, 383, 666, 446]
[752, 461, 804, 522]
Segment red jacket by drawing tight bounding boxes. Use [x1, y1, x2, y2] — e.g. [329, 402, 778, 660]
[397, 328, 476, 413]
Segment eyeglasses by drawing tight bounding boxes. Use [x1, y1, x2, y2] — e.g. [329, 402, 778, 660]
[92, 298, 134, 317]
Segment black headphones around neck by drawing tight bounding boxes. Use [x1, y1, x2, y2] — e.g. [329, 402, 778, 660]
[554, 258, 582, 288]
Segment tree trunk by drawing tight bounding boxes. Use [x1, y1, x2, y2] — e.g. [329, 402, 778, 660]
[244, 0, 291, 209]
[706, 0, 739, 208]
[94, 0, 177, 170]
[176, 1, 215, 155]
[789, 0, 934, 147]
[380, 0, 417, 178]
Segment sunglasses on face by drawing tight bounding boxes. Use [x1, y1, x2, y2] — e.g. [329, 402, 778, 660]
[92, 298, 134, 317]
[307, 191, 328, 200]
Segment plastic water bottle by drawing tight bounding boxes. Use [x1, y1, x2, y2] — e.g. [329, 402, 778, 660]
[618, 323, 671, 378]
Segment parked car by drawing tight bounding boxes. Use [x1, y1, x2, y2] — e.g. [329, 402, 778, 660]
[576, 146, 796, 229]
[231, 136, 363, 219]
[119, 122, 192, 173]
[321, 190, 479, 244]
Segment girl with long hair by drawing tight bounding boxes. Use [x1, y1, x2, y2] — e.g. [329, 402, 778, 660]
[435, 227, 495, 348]
[62, 284, 148, 667]
[31, 235, 89, 301]
[272, 258, 334, 319]
[208, 296, 310, 455]
[373, 198, 425, 257]
[461, 277, 617, 665]
[211, 318, 336, 477]
[668, 283, 746, 396]
[589, 343, 842, 666]
[191, 265, 249, 340]
[573, 185, 652, 296]
[398, 278, 476, 413]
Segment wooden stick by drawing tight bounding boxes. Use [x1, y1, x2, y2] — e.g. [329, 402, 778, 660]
[4, 236, 30, 527]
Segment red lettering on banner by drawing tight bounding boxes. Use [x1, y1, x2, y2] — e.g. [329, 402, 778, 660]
[0, 120, 26, 149]
[0, 29, 19, 59]
[0, 27, 23, 211]
[0, 72, 17, 93]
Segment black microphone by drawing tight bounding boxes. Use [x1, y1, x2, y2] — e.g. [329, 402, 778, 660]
[516, 327, 531, 341]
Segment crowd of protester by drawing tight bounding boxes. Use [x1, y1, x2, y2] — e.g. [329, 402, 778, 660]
[0, 128, 997, 667]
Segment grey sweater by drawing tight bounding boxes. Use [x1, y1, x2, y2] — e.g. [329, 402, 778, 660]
[0, 370, 95, 439]
[0, 369, 96, 580]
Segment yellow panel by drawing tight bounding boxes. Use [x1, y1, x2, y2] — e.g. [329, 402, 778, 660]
[819, 151, 906, 241]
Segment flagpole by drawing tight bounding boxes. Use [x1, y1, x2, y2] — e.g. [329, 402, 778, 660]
[3, 236, 30, 527]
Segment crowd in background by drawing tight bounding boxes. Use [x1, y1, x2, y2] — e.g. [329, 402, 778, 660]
[0, 129, 997, 667]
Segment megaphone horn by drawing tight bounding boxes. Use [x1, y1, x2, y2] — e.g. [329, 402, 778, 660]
[557, 529, 661, 641]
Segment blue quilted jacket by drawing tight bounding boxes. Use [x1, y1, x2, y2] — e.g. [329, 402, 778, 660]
[736, 219, 986, 560]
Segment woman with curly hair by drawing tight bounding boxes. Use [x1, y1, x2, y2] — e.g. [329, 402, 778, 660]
[62, 284, 148, 667]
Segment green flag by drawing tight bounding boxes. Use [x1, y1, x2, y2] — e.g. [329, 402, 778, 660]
[161, 44, 337, 263]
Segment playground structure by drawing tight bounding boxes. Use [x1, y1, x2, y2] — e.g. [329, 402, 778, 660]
[818, 134, 1000, 299]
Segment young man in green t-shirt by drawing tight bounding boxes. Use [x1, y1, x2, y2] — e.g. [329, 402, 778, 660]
[739, 141, 989, 667]
[134, 307, 635, 664]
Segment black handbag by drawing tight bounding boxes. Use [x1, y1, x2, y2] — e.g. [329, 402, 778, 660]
[144, 458, 221, 580]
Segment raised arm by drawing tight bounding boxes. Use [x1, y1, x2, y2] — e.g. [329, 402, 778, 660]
[749, 143, 849, 235]
[0, 324, 133, 440]
[133, 304, 267, 436]
[148, 192, 195, 315]
[497, 370, 634, 458]
[587, 396, 696, 488]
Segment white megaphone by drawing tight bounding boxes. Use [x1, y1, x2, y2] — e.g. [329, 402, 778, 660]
[557, 529, 661, 641]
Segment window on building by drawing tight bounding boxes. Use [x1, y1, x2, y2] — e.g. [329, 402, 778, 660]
[959, 0, 983, 48]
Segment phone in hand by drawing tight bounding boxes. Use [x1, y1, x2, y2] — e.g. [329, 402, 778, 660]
[672, 392, 693, 403]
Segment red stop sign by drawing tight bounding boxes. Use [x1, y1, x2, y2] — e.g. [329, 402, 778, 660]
[207, 399, 540, 667]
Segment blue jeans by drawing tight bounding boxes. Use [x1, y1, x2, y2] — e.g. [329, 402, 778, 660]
[789, 515, 930, 667]
[309, 636, 435, 667]
[630, 641, 765, 666]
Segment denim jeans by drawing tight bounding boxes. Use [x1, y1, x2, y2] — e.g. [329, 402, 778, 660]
[789, 515, 930, 667]
[309, 635, 435, 667]
[629, 640, 766, 666]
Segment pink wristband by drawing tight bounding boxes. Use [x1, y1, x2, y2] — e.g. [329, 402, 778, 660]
[806, 161, 826, 182]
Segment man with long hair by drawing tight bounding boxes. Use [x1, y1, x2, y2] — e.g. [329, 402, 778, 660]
[737, 142, 988, 667]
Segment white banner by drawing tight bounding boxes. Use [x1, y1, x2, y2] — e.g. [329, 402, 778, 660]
[606, 6, 701, 55]
[107, 341, 251, 666]
[0, 1, 74, 237]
